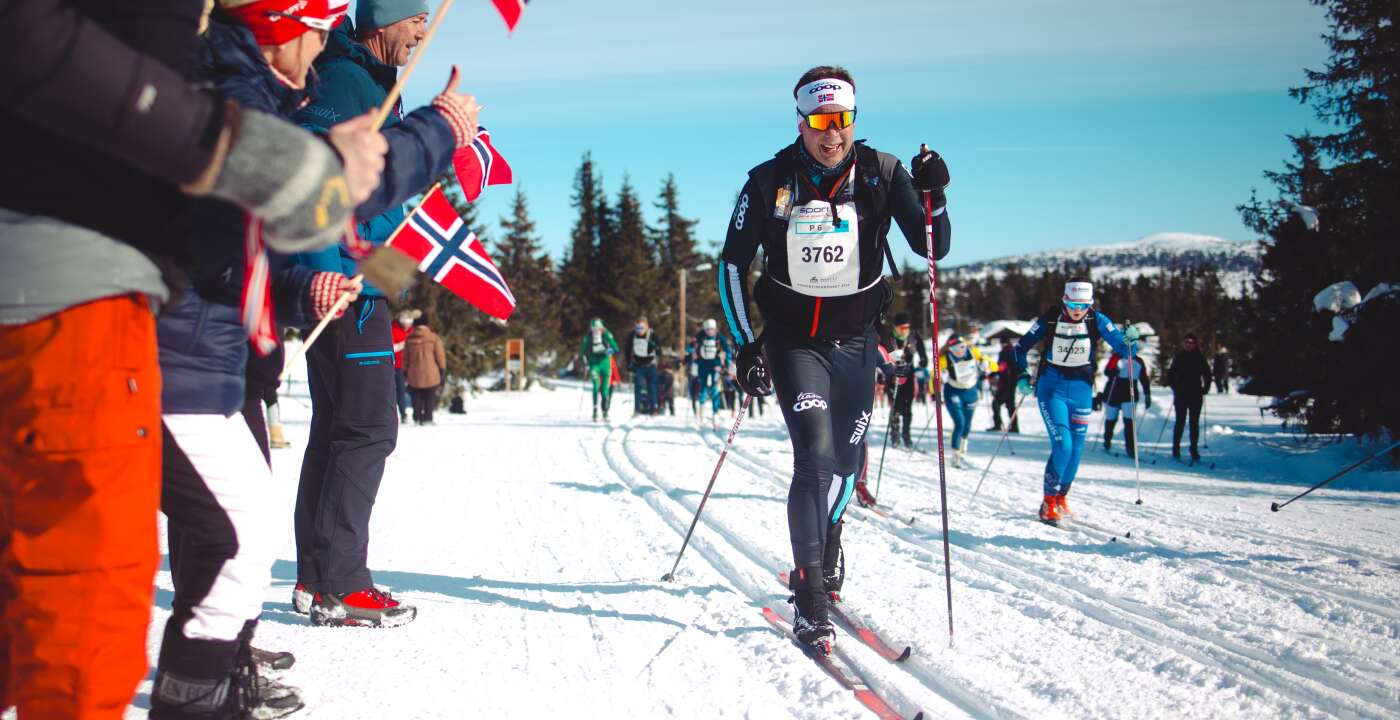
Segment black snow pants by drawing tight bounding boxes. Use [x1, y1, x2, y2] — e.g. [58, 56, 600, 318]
[765, 327, 877, 572]
[295, 297, 398, 595]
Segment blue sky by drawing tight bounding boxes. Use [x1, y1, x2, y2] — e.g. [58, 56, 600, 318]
[382, 0, 1330, 268]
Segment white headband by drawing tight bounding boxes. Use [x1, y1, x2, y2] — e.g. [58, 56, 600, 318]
[795, 78, 855, 115]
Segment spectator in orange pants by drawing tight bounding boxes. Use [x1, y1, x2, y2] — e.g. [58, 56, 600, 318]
[0, 294, 162, 718]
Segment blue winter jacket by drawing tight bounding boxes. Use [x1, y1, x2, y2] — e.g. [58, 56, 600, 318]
[158, 17, 322, 415]
[289, 21, 457, 299]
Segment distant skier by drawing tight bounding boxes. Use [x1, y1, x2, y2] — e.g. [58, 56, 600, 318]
[939, 334, 989, 467]
[1014, 281, 1136, 525]
[880, 313, 928, 447]
[690, 319, 732, 427]
[716, 65, 951, 655]
[1167, 334, 1213, 461]
[579, 318, 619, 421]
[1212, 346, 1232, 394]
[988, 336, 1021, 433]
[1101, 351, 1151, 458]
[627, 316, 661, 415]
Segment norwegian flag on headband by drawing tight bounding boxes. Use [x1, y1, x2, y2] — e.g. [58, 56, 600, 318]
[388, 185, 517, 320]
[452, 127, 512, 203]
[491, 0, 528, 31]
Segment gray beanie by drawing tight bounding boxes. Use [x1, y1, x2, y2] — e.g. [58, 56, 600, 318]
[356, 0, 429, 30]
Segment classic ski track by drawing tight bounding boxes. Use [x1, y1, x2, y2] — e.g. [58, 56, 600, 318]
[701, 426, 1400, 718]
[871, 444, 1400, 628]
[596, 418, 940, 720]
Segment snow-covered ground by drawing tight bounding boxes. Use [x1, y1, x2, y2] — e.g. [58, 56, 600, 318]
[122, 369, 1399, 719]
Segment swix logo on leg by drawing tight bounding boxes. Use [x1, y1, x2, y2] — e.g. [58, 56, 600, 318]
[793, 392, 828, 413]
[848, 411, 871, 444]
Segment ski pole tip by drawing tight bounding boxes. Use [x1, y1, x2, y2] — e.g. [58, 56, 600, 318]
[1269, 502, 1280, 512]
[660, 573, 675, 582]
[1135, 499, 1144, 506]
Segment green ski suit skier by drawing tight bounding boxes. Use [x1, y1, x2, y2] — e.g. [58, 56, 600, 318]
[580, 318, 619, 421]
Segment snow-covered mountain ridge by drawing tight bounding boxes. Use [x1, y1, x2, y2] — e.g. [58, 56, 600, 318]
[945, 233, 1262, 297]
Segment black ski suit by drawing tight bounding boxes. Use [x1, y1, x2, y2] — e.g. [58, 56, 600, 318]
[716, 139, 950, 576]
[1168, 348, 1212, 457]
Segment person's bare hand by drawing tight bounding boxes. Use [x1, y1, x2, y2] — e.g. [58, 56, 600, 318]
[326, 112, 388, 204]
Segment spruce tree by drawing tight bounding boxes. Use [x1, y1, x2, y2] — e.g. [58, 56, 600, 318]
[594, 176, 661, 334]
[495, 188, 561, 381]
[558, 154, 602, 349]
[651, 175, 715, 351]
[1236, 0, 1399, 438]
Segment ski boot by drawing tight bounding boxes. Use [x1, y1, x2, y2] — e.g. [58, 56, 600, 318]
[1190, 447, 1201, 462]
[822, 521, 845, 603]
[310, 587, 416, 628]
[1053, 492, 1074, 518]
[1104, 419, 1116, 452]
[854, 480, 878, 508]
[592, 406, 599, 422]
[1038, 493, 1062, 525]
[291, 583, 315, 615]
[787, 567, 835, 655]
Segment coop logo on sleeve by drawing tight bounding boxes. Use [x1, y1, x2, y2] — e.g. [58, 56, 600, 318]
[792, 392, 828, 413]
[733, 193, 749, 230]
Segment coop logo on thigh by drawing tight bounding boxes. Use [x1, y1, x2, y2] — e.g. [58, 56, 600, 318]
[793, 392, 828, 413]
[848, 410, 871, 444]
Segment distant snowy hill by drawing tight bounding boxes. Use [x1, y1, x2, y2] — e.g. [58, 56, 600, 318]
[945, 233, 1262, 297]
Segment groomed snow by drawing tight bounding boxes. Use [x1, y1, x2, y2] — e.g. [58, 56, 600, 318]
[113, 362, 1399, 719]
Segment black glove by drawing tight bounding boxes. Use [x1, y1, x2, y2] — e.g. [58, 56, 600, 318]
[910, 147, 950, 192]
[880, 358, 913, 379]
[735, 342, 773, 397]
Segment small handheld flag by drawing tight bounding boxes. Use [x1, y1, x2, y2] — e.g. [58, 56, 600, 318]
[452, 126, 513, 203]
[388, 185, 517, 320]
[491, 0, 527, 32]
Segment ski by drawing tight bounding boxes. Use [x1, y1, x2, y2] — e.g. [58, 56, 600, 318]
[777, 572, 912, 662]
[761, 607, 921, 720]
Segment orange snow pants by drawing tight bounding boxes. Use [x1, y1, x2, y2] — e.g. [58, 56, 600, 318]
[0, 295, 162, 719]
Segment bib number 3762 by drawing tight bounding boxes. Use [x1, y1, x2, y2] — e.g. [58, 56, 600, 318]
[800, 245, 846, 263]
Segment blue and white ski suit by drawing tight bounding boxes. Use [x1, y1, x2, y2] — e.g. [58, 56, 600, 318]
[1014, 308, 1132, 496]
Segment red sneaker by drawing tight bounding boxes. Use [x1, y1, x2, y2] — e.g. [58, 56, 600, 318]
[310, 587, 417, 628]
[1039, 494, 1062, 524]
[1054, 493, 1074, 518]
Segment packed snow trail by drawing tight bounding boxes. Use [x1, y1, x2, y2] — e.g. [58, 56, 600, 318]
[106, 373, 1400, 719]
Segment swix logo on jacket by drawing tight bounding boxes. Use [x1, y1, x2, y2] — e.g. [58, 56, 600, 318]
[849, 410, 871, 444]
[793, 392, 829, 413]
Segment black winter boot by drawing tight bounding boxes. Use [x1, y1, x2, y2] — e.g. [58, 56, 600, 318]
[1103, 419, 1117, 451]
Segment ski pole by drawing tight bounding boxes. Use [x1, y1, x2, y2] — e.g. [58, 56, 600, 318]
[875, 408, 895, 501]
[661, 394, 753, 582]
[1270, 438, 1400, 512]
[1127, 337, 1144, 505]
[1148, 401, 1176, 465]
[1201, 394, 1211, 450]
[970, 388, 1033, 504]
[923, 189, 955, 646]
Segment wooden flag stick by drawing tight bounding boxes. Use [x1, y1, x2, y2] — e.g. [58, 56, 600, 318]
[370, 0, 456, 131]
[279, 273, 365, 382]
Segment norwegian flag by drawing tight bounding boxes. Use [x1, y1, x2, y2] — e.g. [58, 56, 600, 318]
[240, 216, 278, 357]
[452, 126, 512, 203]
[490, 0, 527, 31]
[388, 185, 517, 320]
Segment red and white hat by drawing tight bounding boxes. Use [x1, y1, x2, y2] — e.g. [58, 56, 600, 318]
[221, 0, 349, 45]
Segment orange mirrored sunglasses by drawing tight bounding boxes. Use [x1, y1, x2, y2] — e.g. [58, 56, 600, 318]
[803, 110, 856, 131]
